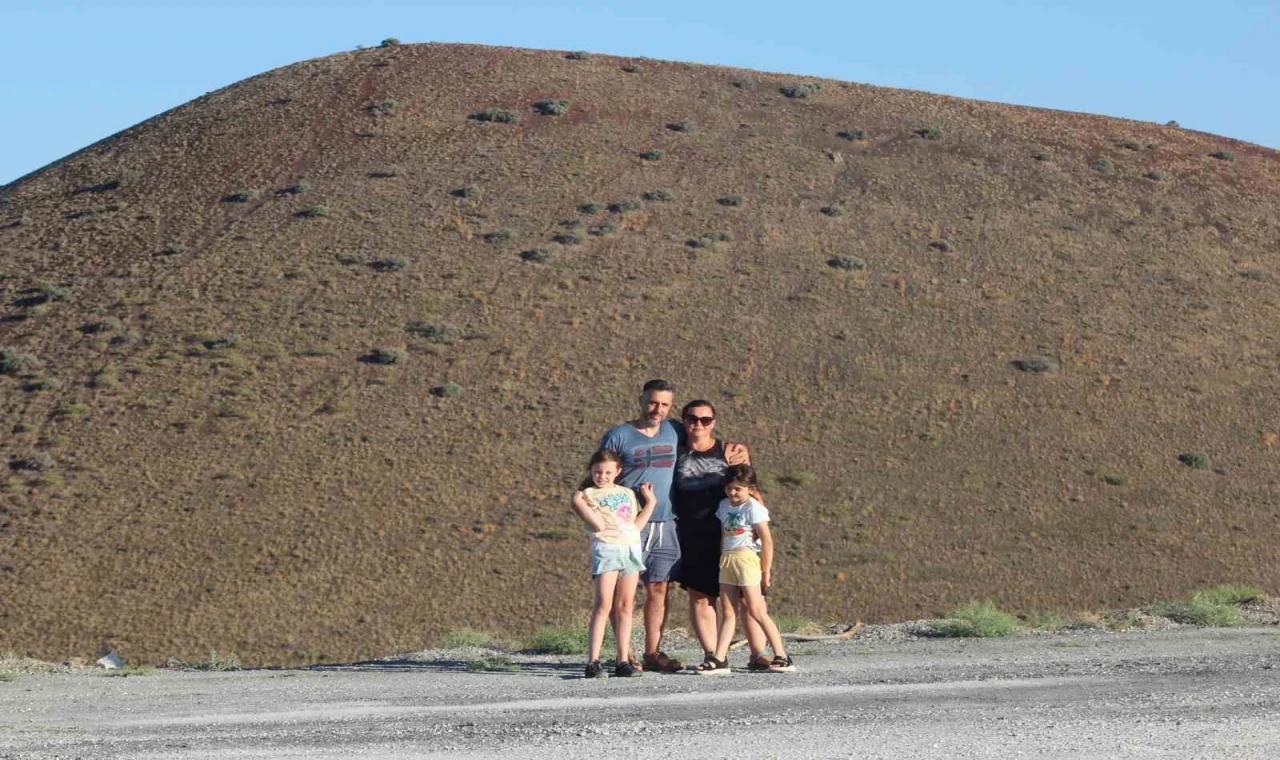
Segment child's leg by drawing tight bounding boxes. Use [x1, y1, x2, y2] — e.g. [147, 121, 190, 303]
[611, 572, 640, 663]
[738, 584, 787, 659]
[713, 584, 741, 661]
[588, 572, 619, 662]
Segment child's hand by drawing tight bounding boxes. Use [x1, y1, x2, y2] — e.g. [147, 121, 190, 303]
[638, 482, 654, 500]
[762, 569, 772, 591]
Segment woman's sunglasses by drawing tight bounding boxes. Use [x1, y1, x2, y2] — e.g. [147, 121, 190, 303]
[684, 415, 715, 426]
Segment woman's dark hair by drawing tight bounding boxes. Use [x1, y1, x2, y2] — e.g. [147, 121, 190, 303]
[722, 463, 758, 488]
[681, 399, 716, 418]
[581, 449, 624, 490]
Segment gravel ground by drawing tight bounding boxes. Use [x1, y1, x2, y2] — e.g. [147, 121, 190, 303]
[2, 626, 1278, 759]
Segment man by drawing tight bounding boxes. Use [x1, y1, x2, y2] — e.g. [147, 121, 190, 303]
[598, 379, 748, 673]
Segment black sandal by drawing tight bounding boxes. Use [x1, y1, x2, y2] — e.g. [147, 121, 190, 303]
[769, 655, 796, 673]
[694, 655, 732, 676]
[746, 654, 773, 672]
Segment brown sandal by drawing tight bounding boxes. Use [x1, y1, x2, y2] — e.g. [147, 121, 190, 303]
[642, 651, 683, 673]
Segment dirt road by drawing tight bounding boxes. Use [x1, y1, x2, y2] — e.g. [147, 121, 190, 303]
[3, 627, 1278, 758]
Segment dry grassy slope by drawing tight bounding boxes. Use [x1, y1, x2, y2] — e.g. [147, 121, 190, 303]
[1, 43, 1278, 666]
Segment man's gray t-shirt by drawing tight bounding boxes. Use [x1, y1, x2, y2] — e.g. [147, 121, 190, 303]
[599, 420, 681, 523]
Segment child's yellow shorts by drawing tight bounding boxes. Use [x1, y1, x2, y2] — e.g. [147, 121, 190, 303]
[719, 549, 763, 586]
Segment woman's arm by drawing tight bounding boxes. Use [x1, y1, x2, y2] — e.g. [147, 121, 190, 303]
[633, 482, 657, 533]
[571, 490, 607, 532]
[754, 521, 775, 591]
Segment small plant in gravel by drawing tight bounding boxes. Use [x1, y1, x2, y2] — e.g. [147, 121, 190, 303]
[408, 322, 463, 344]
[916, 126, 944, 140]
[643, 188, 676, 202]
[827, 255, 867, 271]
[1177, 451, 1212, 470]
[930, 600, 1021, 638]
[222, 190, 259, 203]
[639, 149, 664, 161]
[717, 194, 744, 207]
[298, 205, 329, 218]
[552, 231, 583, 246]
[667, 120, 696, 132]
[565, 50, 590, 60]
[1090, 158, 1111, 173]
[441, 629, 500, 648]
[467, 656, 521, 672]
[483, 229, 513, 244]
[532, 99, 571, 116]
[450, 185, 479, 198]
[1209, 150, 1234, 161]
[371, 255, 410, 271]
[529, 627, 588, 654]
[836, 128, 866, 141]
[1, 347, 43, 376]
[779, 82, 821, 99]
[431, 382, 463, 398]
[367, 347, 408, 365]
[367, 99, 398, 114]
[470, 108, 520, 124]
[587, 221, 618, 237]
[607, 199, 643, 213]
[521, 247, 554, 262]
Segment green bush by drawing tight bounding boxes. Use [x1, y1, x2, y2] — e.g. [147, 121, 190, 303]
[930, 600, 1021, 638]
[1178, 452, 1212, 470]
[431, 381, 463, 398]
[639, 149, 663, 161]
[533, 99, 571, 116]
[529, 627, 588, 654]
[471, 108, 520, 124]
[37, 284, 70, 303]
[1192, 585, 1264, 605]
[366, 99, 398, 114]
[1209, 150, 1234, 162]
[1151, 587, 1259, 627]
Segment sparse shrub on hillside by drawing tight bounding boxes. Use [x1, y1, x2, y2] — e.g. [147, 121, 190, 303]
[431, 382, 463, 398]
[532, 99, 571, 116]
[1178, 451, 1212, 470]
[203, 334, 239, 351]
[643, 189, 676, 202]
[1011, 355, 1059, 373]
[371, 256, 410, 271]
[560, 219, 582, 228]
[1166, 120, 1180, 127]
[928, 600, 1021, 638]
[36, 284, 70, 303]
[367, 99, 398, 114]
[1034, 152, 1052, 161]
[687, 231, 731, 249]
[335, 252, 367, 265]
[369, 166, 403, 179]
[579, 202, 602, 214]
[717, 195, 743, 207]
[552, 231, 583, 246]
[820, 205, 843, 217]
[639, 149, 663, 161]
[80, 317, 123, 334]
[380, 37, 400, 48]
[588, 221, 618, 237]
[470, 108, 520, 124]
[1144, 171, 1165, 181]
[608, 199, 642, 213]
[367, 347, 408, 365]
[520, 248, 554, 263]
[667, 120, 696, 132]
[222, 190, 259, 203]
[298, 205, 329, 218]
[916, 126, 943, 140]
[1097, 468, 1128, 486]
[276, 183, 310, 196]
[928, 240, 950, 252]
[565, 50, 590, 60]
[730, 78, 756, 89]
[779, 82, 821, 99]
[408, 322, 463, 344]
[621, 64, 641, 73]
[10, 453, 55, 473]
[836, 129, 865, 141]
[1209, 150, 1234, 162]
[1091, 159, 1111, 173]
[450, 185, 479, 198]
[483, 229, 513, 244]
[1116, 139, 1142, 151]
[1, 345, 41, 376]
[827, 255, 866, 271]
[90, 364, 120, 389]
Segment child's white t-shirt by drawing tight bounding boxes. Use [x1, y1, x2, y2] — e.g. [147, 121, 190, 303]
[716, 497, 769, 552]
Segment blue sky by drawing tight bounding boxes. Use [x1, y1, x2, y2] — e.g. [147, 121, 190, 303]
[1, 0, 1277, 184]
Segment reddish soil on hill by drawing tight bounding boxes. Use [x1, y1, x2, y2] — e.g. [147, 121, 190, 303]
[1, 43, 1277, 666]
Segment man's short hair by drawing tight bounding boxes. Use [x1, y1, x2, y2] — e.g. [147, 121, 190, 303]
[642, 378, 675, 395]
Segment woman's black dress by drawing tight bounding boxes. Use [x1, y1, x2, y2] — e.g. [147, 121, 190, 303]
[673, 440, 729, 598]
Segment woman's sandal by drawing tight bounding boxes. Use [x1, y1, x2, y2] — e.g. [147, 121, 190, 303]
[746, 654, 773, 672]
[694, 655, 732, 676]
[769, 655, 797, 673]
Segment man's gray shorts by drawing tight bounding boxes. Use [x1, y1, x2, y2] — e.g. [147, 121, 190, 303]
[639, 521, 681, 583]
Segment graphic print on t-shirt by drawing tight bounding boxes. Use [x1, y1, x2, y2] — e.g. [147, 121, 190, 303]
[593, 490, 634, 523]
[723, 507, 750, 536]
[629, 444, 675, 470]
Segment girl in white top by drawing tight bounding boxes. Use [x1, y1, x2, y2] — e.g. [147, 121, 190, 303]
[696, 463, 794, 674]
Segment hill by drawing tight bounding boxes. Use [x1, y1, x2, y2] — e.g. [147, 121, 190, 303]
[1, 42, 1277, 666]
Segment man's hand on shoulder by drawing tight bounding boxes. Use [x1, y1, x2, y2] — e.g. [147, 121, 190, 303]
[725, 441, 751, 466]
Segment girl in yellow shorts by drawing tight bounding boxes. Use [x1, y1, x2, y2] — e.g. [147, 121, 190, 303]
[695, 464, 794, 675]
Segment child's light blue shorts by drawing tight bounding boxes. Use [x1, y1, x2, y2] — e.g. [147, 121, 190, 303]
[590, 542, 645, 577]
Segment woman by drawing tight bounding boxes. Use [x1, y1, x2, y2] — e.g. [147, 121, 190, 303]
[673, 399, 771, 670]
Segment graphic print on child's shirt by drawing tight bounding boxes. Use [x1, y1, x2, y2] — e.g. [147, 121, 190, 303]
[584, 485, 641, 544]
[716, 498, 770, 553]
